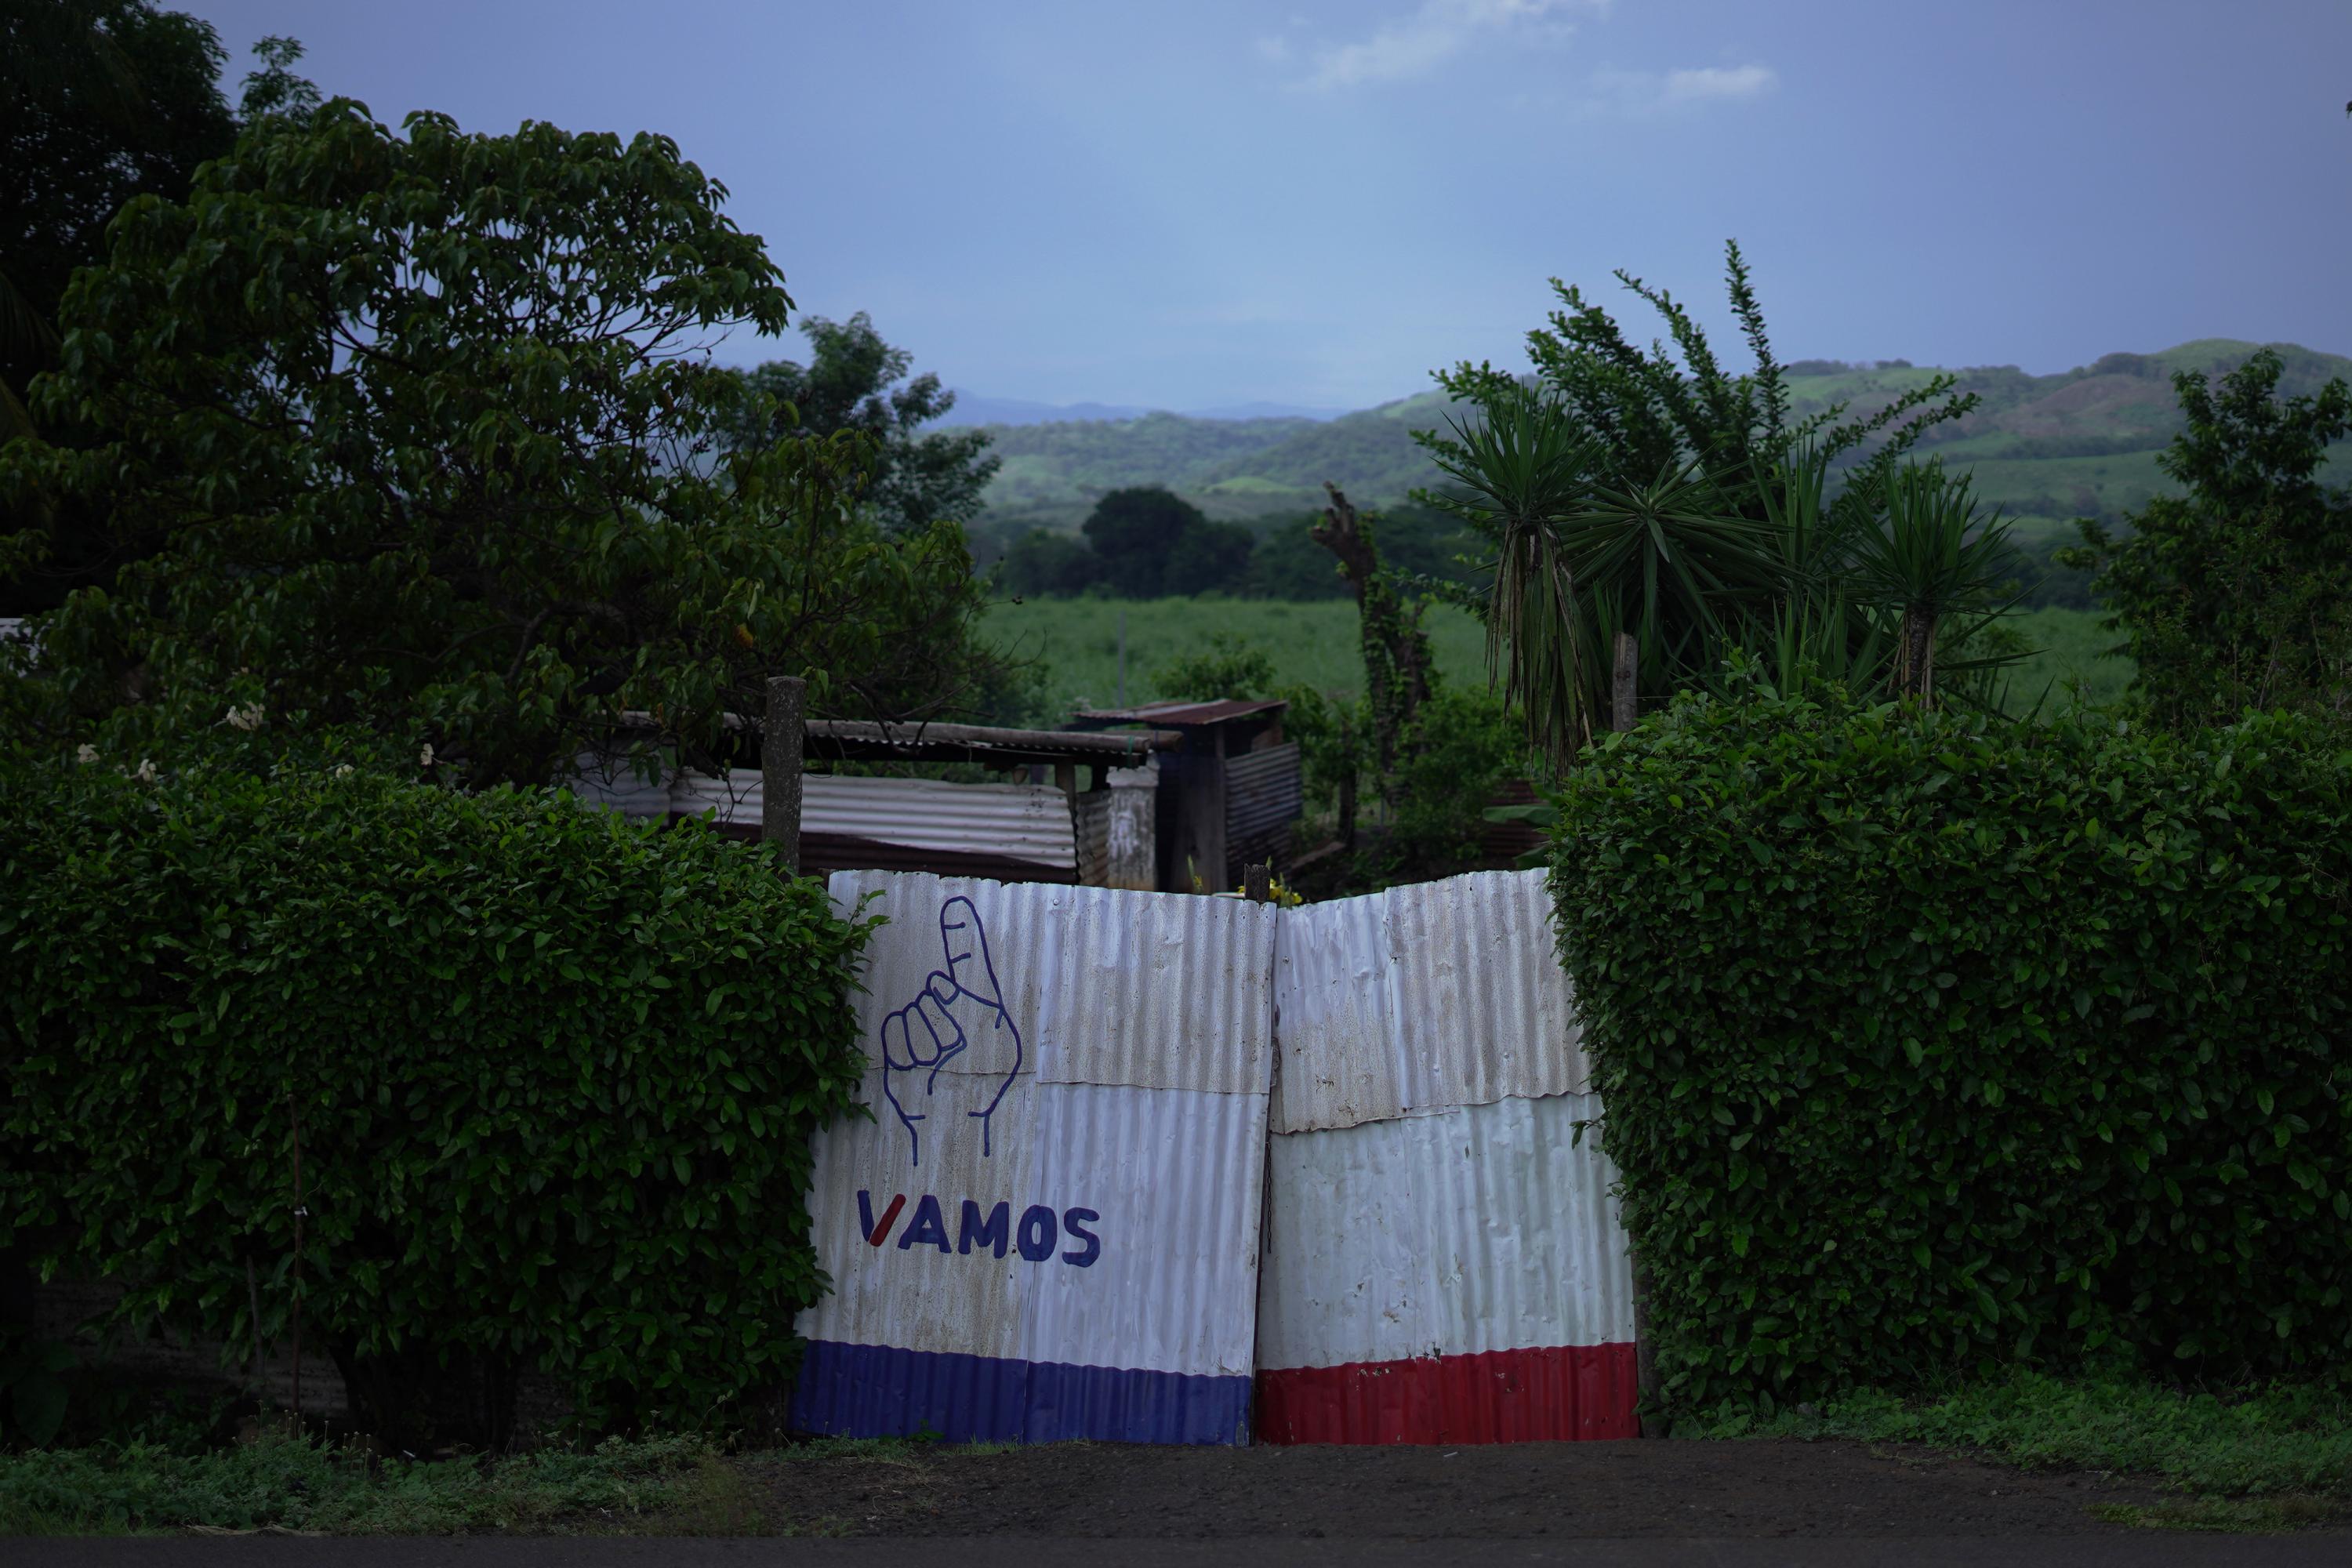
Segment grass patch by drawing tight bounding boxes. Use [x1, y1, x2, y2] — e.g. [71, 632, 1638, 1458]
[2005, 604, 2134, 710]
[982, 595, 1487, 720]
[987, 597, 2136, 726]
[0, 1429, 764, 1537]
[1690, 1371, 2352, 1522]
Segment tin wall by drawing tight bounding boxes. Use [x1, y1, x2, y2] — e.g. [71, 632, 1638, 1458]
[793, 871, 1278, 1444]
[1272, 869, 1588, 1135]
[1256, 868, 1637, 1444]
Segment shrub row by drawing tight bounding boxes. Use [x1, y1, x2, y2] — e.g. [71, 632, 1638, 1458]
[1549, 683, 2352, 1411]
[0, 743, 873, 1443]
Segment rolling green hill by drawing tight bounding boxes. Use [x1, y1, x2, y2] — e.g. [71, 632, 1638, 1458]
[967, 339, 2351, 547]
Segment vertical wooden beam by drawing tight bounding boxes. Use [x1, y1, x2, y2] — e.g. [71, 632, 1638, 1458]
[1612, 632, 1639, 734]
[761, 676, 805, 874]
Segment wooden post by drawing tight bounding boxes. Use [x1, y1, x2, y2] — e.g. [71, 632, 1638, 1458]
[761, 676, 805, 873]
[1612, 632, 1639, 734]
[1243, 862, 1271, 904]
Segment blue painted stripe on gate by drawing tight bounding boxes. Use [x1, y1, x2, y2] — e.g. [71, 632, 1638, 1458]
[791, 1340, 1254, 1446]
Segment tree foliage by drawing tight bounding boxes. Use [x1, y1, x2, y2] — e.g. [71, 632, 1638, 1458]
[0, 100, 1006, 784]
[0, 0, 236, 426]
[718, 310, 1000, 537]
[1076, 486, 1211, 597]
[2060, 349, 2352, 727]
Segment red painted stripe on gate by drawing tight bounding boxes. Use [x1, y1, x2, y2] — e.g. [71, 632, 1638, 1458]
[1254, 1341, 1639, 1445]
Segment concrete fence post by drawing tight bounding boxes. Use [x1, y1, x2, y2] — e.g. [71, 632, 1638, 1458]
[761, 676, 805, 874]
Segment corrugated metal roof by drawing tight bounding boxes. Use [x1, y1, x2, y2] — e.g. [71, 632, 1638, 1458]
[1270, 869, 1586, 1135]
[794, 871, 1277, 1442]
[1254, 1092, 1633, 1371]
[673, 771, 1077, 873]
[1071, 698, 1287, 728]
[807, 718, 1167, 764]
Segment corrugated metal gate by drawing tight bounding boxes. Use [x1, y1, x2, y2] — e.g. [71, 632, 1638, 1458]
[793, 872, 1277, 1443]
[1253, 869, 1637, 1443]
[791, 867, 1635, 1446]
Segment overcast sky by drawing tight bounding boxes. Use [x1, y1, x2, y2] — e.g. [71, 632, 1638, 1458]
[180, 1, 2352, 411]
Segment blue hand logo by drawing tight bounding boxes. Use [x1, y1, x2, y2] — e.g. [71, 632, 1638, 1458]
[879, 897, 1022, 1167]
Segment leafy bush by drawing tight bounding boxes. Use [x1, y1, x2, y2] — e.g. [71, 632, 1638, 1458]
[0, 743, 873, 1444]
[1549, 678, 2352, 1412]
[1385, 688, 1524, 873]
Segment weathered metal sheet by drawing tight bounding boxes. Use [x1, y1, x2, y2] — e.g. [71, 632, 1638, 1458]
[1270, 869, 1586, 1135]
[826, 871, 1276, 1097]
[1225, 743, 1301, 873]
[1254, 1342, 1637, 1445]
[566, 754, 672, 821]
[673, 771, 1077, 873]
[793, 871, 1276, 1443]
[1255, 1093, 1633, 1371]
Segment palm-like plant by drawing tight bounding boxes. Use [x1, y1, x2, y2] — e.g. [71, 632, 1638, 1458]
[1847, 461, 2020, 703]
[1430, 383, 1794, 766]
[1426, 383, 1598, 768]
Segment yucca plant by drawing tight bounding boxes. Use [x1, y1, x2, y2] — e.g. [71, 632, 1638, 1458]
[1847, 461, 2020, 703]
[1430, 383, 1795, 767]
[1426, 383, 1599, 769]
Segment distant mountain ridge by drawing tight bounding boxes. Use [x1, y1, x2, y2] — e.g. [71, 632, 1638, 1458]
[935, 393, 1346, 427]
[961, 339, 2351, 540]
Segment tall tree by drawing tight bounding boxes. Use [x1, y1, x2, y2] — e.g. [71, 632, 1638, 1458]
[2060, 349, 2352, 726]
[1, 0, 235, 434]
[1080, 485, 1212, 597]
[0, 100, 1007, 783]
[720, 311, 1000, 536]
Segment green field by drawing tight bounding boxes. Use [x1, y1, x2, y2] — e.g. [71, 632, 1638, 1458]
[983, 597, 2133, 721]
[2004, 605, 2133, 709]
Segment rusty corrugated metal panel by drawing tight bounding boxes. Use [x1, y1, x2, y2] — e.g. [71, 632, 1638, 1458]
[1225, 743, 1301, 875]
[793, 872, 1275, 1443]
[1254, 1092, 1633, 1372]
[671, 770, 1077, 873]
[1270, 869, 1585, 1135]
[1072, 792, 1111, 886]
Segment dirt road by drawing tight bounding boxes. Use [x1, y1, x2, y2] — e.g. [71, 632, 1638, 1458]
[744, 1436, 2288, 1537]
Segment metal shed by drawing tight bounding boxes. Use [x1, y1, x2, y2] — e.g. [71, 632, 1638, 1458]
[1066, 699, 1303, 893]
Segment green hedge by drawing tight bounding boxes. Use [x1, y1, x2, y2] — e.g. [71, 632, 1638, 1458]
[0, 747, 872, 1442]
[1549, 683, 2352, 1413]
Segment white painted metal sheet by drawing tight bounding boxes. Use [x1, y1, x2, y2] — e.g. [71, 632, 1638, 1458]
[674, 771, 1077, 871]
[1254, 1092, 1633, 1370]
[1270, 869, 1587, 1134]
[797, 870, 1276, 1382]
[799, 1070, 1265, 1375]
[827, 871, 1277, 1097]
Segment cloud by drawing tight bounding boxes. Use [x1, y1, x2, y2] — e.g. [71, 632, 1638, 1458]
[1587, 62, 1778, 114]
[1297, 0, 1602, 92]
[1254, 35, 1291, 64]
